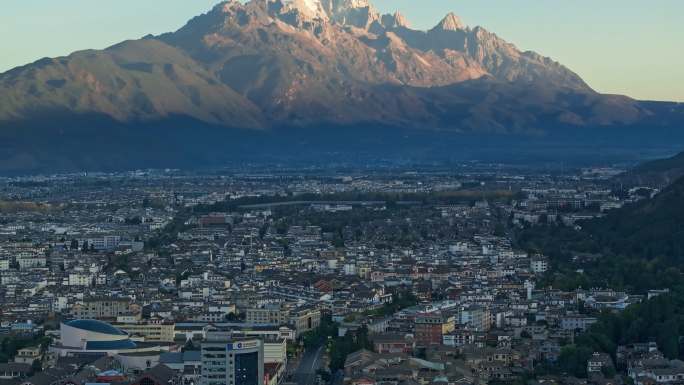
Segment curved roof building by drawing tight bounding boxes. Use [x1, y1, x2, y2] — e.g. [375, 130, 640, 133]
[51, 319, 174, 371]
[60, 319, 135, 350]
[65, 319, 128, 336]
[53, 319, 172, 358]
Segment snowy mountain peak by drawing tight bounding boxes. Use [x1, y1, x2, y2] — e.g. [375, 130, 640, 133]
[434, 12, 466, 31]
[279, 0, 329, 20]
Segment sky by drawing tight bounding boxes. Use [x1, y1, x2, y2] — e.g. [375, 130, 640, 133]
[1, 0, 682, 102]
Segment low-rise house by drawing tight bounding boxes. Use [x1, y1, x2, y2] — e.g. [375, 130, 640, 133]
[0, 363, 32, 379]
[14, 346, 42, 365]
[588, 352, 615, 374]
[373, 334, 414, 354]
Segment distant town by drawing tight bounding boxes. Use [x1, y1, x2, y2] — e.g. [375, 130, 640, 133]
[0, 164, 674, 385]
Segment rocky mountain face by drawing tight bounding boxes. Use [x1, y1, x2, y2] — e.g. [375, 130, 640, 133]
[160, 0, 607, 126]
[0, 0, 647, 130]
[0, 0, 682, 173]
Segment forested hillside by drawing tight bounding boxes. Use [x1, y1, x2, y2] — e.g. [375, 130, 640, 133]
[516, 176, 684, 377]
[516, 175, 684, 292]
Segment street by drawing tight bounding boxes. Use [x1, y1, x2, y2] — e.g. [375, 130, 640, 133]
[293, 344, 325, 385]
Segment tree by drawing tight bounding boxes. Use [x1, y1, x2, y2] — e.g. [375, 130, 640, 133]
[601, 365, 616, 379]
[31, 359, 42, 374]
[125, 216, 142, 225]
[316, 369, 331, 383]
[558, 345, 593, 378]
[554, 292, 684, 380]
[494, 223, 506, 237]
[226, 312, 244, 322]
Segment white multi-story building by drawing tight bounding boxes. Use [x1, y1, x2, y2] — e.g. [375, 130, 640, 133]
[68, 273, 92, 287]
[560, 316, 598, 332]
[17, 253, 47, 270]
[530, 257, 549, 274]
[201, 334, 264, 385]
[86, 235, 121, 251]
[262, 338, 286, 364]
[459, 305, 491, 332]
[52, 297, 69, 312]
[343, 263, 357, 276]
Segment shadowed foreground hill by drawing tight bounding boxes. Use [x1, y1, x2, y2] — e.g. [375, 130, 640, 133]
[584, 176, 684, 259]
[527, 177, 684, 374]
[516, 174, 684, 292]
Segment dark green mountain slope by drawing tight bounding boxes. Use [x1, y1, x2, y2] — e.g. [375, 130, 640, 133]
[585, 177, 684, 258]
[516, 175, 684, 292]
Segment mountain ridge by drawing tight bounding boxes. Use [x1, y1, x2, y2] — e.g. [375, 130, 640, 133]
[0, 0, 606, 129]
[0, 0, 683, 174]
[616, 151, 684, 187]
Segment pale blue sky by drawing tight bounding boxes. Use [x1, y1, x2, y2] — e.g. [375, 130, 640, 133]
[1, 0, 682, 101]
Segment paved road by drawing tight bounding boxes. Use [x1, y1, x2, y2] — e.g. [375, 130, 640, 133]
[293, 344, 325, 385]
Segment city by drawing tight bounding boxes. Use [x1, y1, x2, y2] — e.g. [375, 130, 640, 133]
[0, 162, 678, 385]
[1, 0, 683, 385]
